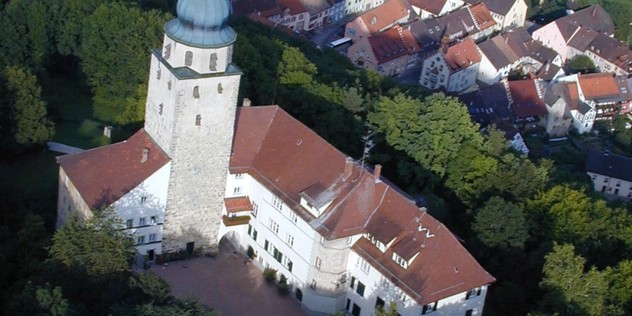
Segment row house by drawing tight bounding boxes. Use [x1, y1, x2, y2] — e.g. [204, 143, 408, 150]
[419, 37, 481, 92]
[458, 83, 512, 125]
[417, 2, 496, 44]
[348, 25, 420, 76]
[586, 151, 632, 200]
[504, 79, 548, 131]
[409, 0, 464, 20]
[557, 72, 632, 122]
[465, 0, 527, 32]
[344, 0, 385, 16]
[476, 28, 563, 85]
[269, 0, 332, 31]
[344, 0, 411, 42]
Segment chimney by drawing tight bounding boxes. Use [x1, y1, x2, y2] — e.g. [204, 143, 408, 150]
[243, 98, 251, 107]
[344, 157, 354, 180]
[374, 164, 382, 183]
[141, 148, 149, 163]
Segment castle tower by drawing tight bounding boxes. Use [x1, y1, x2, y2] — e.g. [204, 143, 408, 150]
[144, 0, 241, 254]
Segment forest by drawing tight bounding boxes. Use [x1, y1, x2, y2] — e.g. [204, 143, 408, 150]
[0, 0, 631, 315]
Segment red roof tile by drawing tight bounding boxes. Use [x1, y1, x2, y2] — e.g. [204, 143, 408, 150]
[224, 197, 254, 213]
[578, 73, 620, 100]
[368, 26, 420, 64]
[508, 79, 548, 118]
[444, 38, 480, 70]
[58, 129, 170, 209]
[359, 0, 410, 34]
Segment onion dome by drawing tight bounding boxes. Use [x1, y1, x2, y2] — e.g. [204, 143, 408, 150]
[165, 0, 236, 48]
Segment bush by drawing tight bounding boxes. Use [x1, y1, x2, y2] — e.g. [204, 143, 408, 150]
[278, 274, 289, 295]
[263, 268, 277, 283]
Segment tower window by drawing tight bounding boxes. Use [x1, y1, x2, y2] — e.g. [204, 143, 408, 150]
[167, 81, 172, 90]
[195, 114, 201, 126]
[217, 83, 223, 94]
[210, 53, 218, 71]
[193, 86, 200, 98]
[163, 44, 171, 59]
[156, 68, 161, 80]
[185, 51, 193, 66]
[159, 103, 163, 115]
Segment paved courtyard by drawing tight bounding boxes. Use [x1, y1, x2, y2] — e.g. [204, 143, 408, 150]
[150, 240, 306, 315]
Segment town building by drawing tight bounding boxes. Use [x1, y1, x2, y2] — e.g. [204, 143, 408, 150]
[344, 0, 411, 42]
[56, 1, 495, 315]
[347, 25, 420, 76]
[419, 37, 480, 92]
[505, 79, 548, 131]
[465, 0, 527, 32]
[586, 151, 632, 200]
[557, 73, 632, 122]
[408, 0, 464, 19]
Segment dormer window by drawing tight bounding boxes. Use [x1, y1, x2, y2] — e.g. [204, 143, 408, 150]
[392, 252, 409, 269]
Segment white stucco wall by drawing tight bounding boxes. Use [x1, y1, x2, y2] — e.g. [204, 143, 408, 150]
[588, 173, 632, 199]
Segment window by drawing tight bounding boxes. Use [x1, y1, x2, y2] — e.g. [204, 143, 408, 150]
[126, 219, 133, 228]
[185, 51, 193, 66]
[286, 234, 294, 247]
[209, 53, 218, 71]
[163, 44, 171, 59]
[252, 202, 258, 217]
[264, 239, 269, 251]
[310, 279, 317, 290]
[316, 257, 322, 269]
[465, 310, 473, 316]
[273, 247, 283, 262]
[286, 259, 293, 272]
[233, 186, 241, 195]
[465, 287, 481, 300]
[140, 196, 147, 204]
[167, 81, 172, 90]
[269, 219, 279, 234]
[195, 114, 201, 126]
[272, 196, 283, 210]
[235, 173, 244, 179]
[156, 68, 161, 80]
[375, 297, 385, 310]
[248, 224, 258, 241]
[159, 103, 163, 115]
[149, 233, 157, 242]
[422, 302, 437, 314]
[137, 235, 145, 244]
[350, 276, 356, 288]
[217, 83, 223, 94]
[193, 86, 200, 98]
[360, 258, 370, 274]
[356, 281, 365, 297]
[150, 216, 156, 225]
[139, 217, 146, 226]
[289, 212, 297, 224]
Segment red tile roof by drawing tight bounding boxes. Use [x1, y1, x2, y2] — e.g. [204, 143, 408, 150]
[508, 79, 548, 118]
[578, 73, 620, 100]
[224, 197, 253, 213]
[359, 0, 410, 34]
[444, 38, 480, 70]
[231, 106, 495, 304]
[368, 26, 420, 64]
[468, 2, 495, 31]
[58, 129, 170, 209]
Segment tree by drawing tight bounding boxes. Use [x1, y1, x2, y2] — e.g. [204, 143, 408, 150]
[49, 208, 134, 278]
[277, 45, 318, 85]
[605, 260, 632, 315]
[52, 0, 110, 56]
[472, 197, 528, 249]
[369, 93, 483, 176]
[1, 66, 54, 151]
[540, 243, 607, 316]
[79, 2, 169, 124]
[375, 301, 399, 316]
[568, 55, 596, 74]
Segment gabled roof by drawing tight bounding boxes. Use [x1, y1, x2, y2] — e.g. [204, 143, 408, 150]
[277, 0, 307, 15]
[478, 35, 519, 69]
[58, 130, 170, 209]
[578, 73, 622, 102]
[567, 27, 598, 51]
[359, 0, 410, 34]
[369, 26, 420, 64]
[231, 105, 495, 303]
[558, 4, 614, 36]
[468, 2, 495, 30]
[444, 37, 480, 70]
[586, 151, 632, 182]
[408, 0, 449, 15]
[459, 83, 511, 123]
[478, 0, 520, 15]
[507, 79, 547, 117]
[585, 33, 632, 74]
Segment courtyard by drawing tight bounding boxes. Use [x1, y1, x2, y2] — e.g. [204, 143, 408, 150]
[150, 240, 306, 315]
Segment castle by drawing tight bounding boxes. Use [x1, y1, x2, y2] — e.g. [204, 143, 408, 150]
[56, 1, 494, 315]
